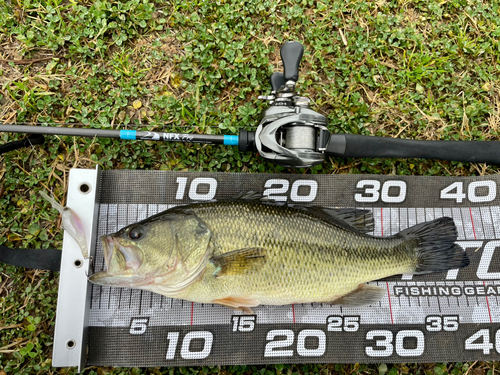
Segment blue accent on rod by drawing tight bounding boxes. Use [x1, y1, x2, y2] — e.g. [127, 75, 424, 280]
[224, 135, 239, 146]
[120, 130, 137, 140]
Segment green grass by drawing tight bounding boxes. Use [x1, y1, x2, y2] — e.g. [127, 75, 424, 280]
[1, 0, 500, 373]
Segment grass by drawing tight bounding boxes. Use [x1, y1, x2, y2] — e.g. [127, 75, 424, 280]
[1, 0, 500, 373]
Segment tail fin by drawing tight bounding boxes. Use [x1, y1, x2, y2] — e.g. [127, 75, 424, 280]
[398, 217, 470, 274]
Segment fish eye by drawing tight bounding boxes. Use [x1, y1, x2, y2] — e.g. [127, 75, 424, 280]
[128, 226, 144, 240]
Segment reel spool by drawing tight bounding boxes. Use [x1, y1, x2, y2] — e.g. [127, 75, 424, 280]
[285, 125, 316, 150]
[250, 105, 330, 168]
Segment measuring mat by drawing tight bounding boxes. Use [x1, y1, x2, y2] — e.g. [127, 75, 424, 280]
[52, 170, 500, 369]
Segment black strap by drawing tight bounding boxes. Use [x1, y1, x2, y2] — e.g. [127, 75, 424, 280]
[0, 134, 45, 155]
[0, 245, 61, 271]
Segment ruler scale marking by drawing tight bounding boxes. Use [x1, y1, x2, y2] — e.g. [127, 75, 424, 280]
[469, 207, 478, 240]
[436, 287, 442, 313]
[97, 286, 101, 310]
[190, 302, 194, 325]
[482, 281, 493, 323]
[128, 289, 132, 309]
[380, 207, 384, 236]
[118, 288, 123, 310]
[139, 290, 143, 316]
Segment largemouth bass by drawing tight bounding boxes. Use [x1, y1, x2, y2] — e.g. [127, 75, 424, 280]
[89, 199, 469, 312]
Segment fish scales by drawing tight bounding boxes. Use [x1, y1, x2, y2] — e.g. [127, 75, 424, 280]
[172, 201, 414, 305]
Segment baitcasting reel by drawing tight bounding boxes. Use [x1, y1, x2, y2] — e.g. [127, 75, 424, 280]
[238, 42, 330, 168]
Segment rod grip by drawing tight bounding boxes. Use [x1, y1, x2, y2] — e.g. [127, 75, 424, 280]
[280, 41, 304, 82]
[326, 134, 500, 164]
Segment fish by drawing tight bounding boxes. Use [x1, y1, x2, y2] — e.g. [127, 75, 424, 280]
[89, 199, 469, 312]
[40, 191, 89, 258]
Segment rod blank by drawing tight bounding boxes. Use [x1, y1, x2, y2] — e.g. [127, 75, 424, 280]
[0, 124, 120, 138]
[0, 125, 231, 145]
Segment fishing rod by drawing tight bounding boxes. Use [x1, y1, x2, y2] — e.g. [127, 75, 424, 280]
[2, 41, 500, 167]
[0, 124, 239, 145]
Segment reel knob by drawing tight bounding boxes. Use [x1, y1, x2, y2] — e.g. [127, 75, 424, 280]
[280, 41, 304, 83]
[270, 72, 285, 92]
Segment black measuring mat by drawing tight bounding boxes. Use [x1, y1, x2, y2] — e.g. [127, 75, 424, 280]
[86, 171, 500, 366]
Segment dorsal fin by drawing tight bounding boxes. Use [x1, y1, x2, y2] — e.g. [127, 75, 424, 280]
[232, 191, 273, 202]
[293, 206, 374, 233]
[323, 207, 374, 233]
[139, 194, 373, 234]
[232, 192, 374, 233]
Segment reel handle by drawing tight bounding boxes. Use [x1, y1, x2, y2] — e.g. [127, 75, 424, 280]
[280, 41, 304, 82]
[327, 134, 500, 164]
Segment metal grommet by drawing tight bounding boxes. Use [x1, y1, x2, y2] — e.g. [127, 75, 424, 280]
[66, 340, 76, 349]
[79, 183, 91, 194]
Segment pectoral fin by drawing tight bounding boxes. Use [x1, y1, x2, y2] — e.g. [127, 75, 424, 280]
[329, 284, 385, 306]
[212, 296, 260, 313]
[210, 247, 267, 277]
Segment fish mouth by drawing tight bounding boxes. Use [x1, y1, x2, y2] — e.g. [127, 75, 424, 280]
[99, 234, 143, 274]
[88, 270, 152, 287]
[87, 236, 116, 280]
[88, 235, 148, 286]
